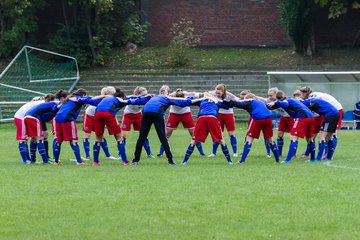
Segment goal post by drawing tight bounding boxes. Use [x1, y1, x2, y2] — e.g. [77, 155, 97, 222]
[0, 45, 80, 122]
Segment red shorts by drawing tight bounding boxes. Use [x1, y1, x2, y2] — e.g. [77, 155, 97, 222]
[94, 111, 121, 136]
[166, 112, 195, 129]
[121, 112, 142, 131]
[278, 116, 294, 133]
[24, 116, 43, 138]
[247, 118, 273, 139]
[192, 116, 223, 143]
[82, 113, 95, 133]
[55, 121, 78, 142]
[313, 115, 325, 134]
[291, 118, 314, 139]
[218, 113, 235, 132]
[337, 109, 343, 129]
[14, 117, 27, 141]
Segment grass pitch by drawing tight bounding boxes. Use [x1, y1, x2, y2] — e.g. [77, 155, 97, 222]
[0, 123, 359, 239]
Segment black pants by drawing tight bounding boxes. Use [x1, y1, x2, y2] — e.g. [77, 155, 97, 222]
[133, 112, 173, 163]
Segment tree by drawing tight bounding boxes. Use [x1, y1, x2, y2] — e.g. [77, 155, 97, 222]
[315, 0, 360, 18]
[49, 0, 149, 67]
[315, 0, 360, 47]
[279, 0, 316, 56]
[0, 0, 45, 57]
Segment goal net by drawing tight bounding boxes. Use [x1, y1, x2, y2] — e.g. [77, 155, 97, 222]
[0, 45, 80, 122]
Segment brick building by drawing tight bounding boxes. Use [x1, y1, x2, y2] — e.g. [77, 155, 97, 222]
[37, 0, 360, 47]
[140, 0, 359, 47]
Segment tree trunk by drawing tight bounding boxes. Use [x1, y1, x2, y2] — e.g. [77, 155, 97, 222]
[86, 6, 96, 62]
[305, 26, 315, 56]
[352, 28, 360, 47]
[61, 0, 70, 38]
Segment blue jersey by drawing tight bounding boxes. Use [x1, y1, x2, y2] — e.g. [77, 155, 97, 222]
[96, 96, 127, 115]
[25, 102, 59, 122]
[301, 98, 339, 117]
[55, 96, 101, 122]
[192, 99, 229, 117]
[139, 95, 191, 115]
[273, 98, 313, 118]
[227, 99, 272, 120]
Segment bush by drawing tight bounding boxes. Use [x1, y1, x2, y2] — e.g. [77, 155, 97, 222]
[122, 14, 150, 46]
[168, 18, 201, 67]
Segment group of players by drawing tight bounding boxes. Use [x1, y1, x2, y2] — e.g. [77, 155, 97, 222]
[13, 83, 343, 166]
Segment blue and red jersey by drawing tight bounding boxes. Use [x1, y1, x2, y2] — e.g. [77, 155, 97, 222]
[132, 95, 191, 115]
[272, 98, 313, 119]
[25, 102, 59, 122]
[55, 96, 101, 122]
[301, 98, 339, 117]
[226, 99, 273, 120]
[96, 96, 128, 115]
[192, 99, 229, 117]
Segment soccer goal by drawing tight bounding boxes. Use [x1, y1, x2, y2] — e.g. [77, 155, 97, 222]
[0, 45, 80, 122]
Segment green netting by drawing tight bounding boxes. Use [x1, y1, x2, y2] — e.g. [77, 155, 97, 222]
[0, 46, 79, 121]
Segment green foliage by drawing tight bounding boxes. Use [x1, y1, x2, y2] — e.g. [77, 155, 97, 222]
[168, 18, 201, 67]
[315, 0, 360, 18]
[280, 0, 315, 54]
[48, 0, 137, 67]
[1, 123, 360, 239]
[0, 0, 45, 57]
[122, 14, 150, 45]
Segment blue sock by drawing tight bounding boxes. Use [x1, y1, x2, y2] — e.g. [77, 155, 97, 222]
[240, 142, 252, 163]
[44, 139, 49, 158]
[159, 144, 164, 156]
[118, 141, 128, 163]
[317, 141, 326, 161]
[221, 143, 232, 163]
[18, 142, 29, 163]
[309, 141, 316, 160]
[37, 141, 49, 163]
[285, 141, 298, 162]
[52, 138, 57, 160]
[93, 142, 101, 163]
[324, 140, 328, 156]
[70, 142, 82, 163]
[143, 138, 152, 155]
[332, 136, 338, 151]
[230, 135, 237, 155]
[183, 144, 195, 163]
[303, 142, 310, 156]
[264, 139, 271, 155]
[100, 138, 111, 157]
[277, 137, 284, 156]
[212, 141, 219, 155]
[83, 139, 90, 158]
[54, 142, 61, 163]
[269, 142, 280, 162]
[30, 140, 37, 162]
[327, 139, 335, 160]
[195, 142, 205, 155]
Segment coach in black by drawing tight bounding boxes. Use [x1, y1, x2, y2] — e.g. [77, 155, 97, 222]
[132, 85, 192, 165]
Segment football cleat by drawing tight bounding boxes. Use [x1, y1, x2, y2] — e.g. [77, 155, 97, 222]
[121, 161, 129, 166]
[208, 153, 216, 158]
[107, 156, 120, 160]
[76, 162, 86, 166]
[93, 162, 101, 166]
[147, 154, 156, 159]
[233, 153, 238, 157]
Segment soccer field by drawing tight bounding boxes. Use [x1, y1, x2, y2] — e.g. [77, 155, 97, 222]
[0, 123, 359, 239]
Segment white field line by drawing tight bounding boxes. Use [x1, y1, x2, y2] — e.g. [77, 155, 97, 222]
[323, 160, 360, 170]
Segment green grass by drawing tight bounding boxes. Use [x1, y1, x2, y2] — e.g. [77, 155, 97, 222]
[106, 47, 360, 71]
[0, 123, 360, 239]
